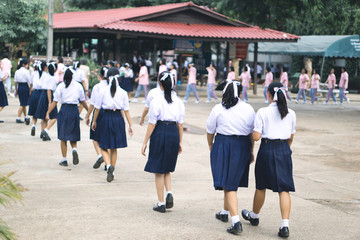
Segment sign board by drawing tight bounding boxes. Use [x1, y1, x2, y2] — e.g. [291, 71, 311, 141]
[229, 42, 248, 59]
[174, 40, 203, 54]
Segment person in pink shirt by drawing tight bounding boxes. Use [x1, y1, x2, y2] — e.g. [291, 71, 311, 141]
[339, 67, 350, 104]
[206, 63, 218, 103]
[170, 63, 177, 89]
[323, 68, 337, 104]
[263, 67, 273, 103]
[56, 57, 65, 83]
[280, 66, 291, 102]
[227, 66, 236, 81]
[158, 59, 168, 76]
[133, 61, 149, 103]
[183, 63, 199, 103]
[239, 66, 251, 102]
[1, 53, 12, 95]
[295, 68, 309, 104]
[310, 69, 320, 104]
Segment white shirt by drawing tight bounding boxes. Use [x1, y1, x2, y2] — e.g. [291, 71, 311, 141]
[148, 92, 185, 124]
[254, 103, 296, 140]
[95, 85, 129, 111]
[31, 71, 49, 90]
[145, 87, 163, 108]
[90, 80, 108, 106]
[14, 67, 31, 84]
[73, 68, 85, 83]
[124, 68, 134, 78]
[53, 80, 86, 104]
[43, 75, 57, 91]
[207, 101, 255, 136]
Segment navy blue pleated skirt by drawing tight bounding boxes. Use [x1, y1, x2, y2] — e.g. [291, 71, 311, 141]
[255, 141, 295, 192]
[0, 82, 8, 107]
[89, 108, 104, 142]
[57, 104, 80, 141]
[98, 110, 127, 149]
[28, 90, 44, 116]
[17, 83, 30, 106]
[144, 122, 180, 174]
[210, 134, 252, 191]
[120, 77, 133, 92]
[34, 90, 58, 119]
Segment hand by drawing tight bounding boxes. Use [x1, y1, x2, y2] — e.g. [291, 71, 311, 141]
[178, 143, 182, 155]
[91, 122, 96, 131]
[128, 126, 133, 137]
[45, 113, 50, 121]
[141, 143, 147, 156]
[208, 143, 213, 151]
[135, 78, 139, 83]
[15, 91, 18, 97]
[139, 118, 144, 126]
[250, 152, 255, 164]
[85, 117, 90, 126]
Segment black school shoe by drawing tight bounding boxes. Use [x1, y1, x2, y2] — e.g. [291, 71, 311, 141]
[165, 193, 174, 209]
[104, 165, 107, 171]
[107, 165, 115, 182]
[40, 131, 44, 139]
[16, 119, 24, 123]
[31, 126, 35, 136]
[42, 131, 51, 141]
[227, 221, 243, 235]
[25, 118, 30, 125]
[93, 156, 104, 169]
[72, 150, 79, 165]
[215, 212, 229, 222]
[241, 209, 259, 226]
[278, 227, 290, 238]
[153, 204, 166, 213]
[59, 160, 68, 166]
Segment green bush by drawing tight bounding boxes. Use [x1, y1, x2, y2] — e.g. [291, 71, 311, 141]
[349, 76, 360, 90]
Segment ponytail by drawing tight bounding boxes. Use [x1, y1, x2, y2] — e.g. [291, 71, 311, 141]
[73, 61, 80, 70]
[100, 66, 109, 79]
[268, 82, 289, 119]
[47, 62, 57, 76]
[222, 81, 242, 109]
[159, 71, 173, 104]
[64, 68, 74, 88]
[17, 58, 28, 70]
[38, 60, 47, 78]
[110, 76, 117, 98]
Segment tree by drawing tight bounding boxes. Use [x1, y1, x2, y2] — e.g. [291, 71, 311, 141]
[0, 0, 47, 56]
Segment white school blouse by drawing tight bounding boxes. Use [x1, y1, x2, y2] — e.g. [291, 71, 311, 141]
[148, 92, 185, 124]
[254, 102, 296, 140]
[42, 75, 57, 91]
[206, 101, 255, 136]
[53, 80, 86, 104]
[90, 80, 108, 106]
[95, 86, 129, 111]
[31, 72, 49, 90]
[14, 67, 31, 84]
[145, 87, 163, 108]
[73, 69, 85, 83]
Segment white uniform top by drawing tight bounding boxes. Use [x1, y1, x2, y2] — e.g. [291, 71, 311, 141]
[31, 71, 49, 90]
[53, 80, 86, 104]
[73, 68, 85, 83]
[145, 87, 163, 108]
[206, 101, 255, 136]
[95, 85, 129, 111]
[90, 80, 108, 106]
[148, 92, 185, 124]
[14, 67, 31, 84]
[254, 102, 296, 140]
[43, 75, 57, 91]
[124, 68, 134, 78]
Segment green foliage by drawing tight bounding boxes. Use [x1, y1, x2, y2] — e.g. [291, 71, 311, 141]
[348, 76, 360, 90]
[78, 57, 102, 90]
[0, 0, 47, 55]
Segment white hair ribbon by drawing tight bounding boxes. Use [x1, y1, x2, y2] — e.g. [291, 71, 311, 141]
[38, 62, 42, 72]
[223, 80, 240, 98]
[73, 61, 79, 69]
[273, 87, 286, 102]
[47, 62, 56, 69]
[160, 71, 175, 89]
[18, 58, 23, 66]
[103, 67, 108, 78]
[64, 66, 75, 75]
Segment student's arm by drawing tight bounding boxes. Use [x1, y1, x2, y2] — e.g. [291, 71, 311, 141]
[91, 108, 100, 131]
[124, 110, 133, 137]
[80, 100, 89, 112]
[139, 107, 149, 126]
[85, 104, 94, 126]
[252, 131, 261, 141]
[1, 73, 9, 81]
[250, 133, 255, 163]
[81, 80, 88, 94]
[207, 133, 215, 151]
[177, 123, 183, 154]
[295, 81, 299, 88]
[141, 123, 156, 156]
[287, 134, 294, 147]
[47, 90, 52, 106]
[14, 82, 18, 96]
[46, 101, 58, 120]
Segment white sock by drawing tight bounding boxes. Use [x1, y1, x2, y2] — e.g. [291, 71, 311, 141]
[107, 164, 111, 169]
[220, 209, 229, 215]
[62, 157, 67, 162]
[16, 117, 20, 120]
[44, 129, 49, 133]
[231, 215, 240, 226]
[25, 116, 30, 119]
[166, 191, 172, 197]
[98, 155, 102, 159]
[250, 211, 259, 219]
[32, 124, 35, 128]
[280, 219, 289, 229]
[72, 148, 77, 152]
[157, 202, 165, 206]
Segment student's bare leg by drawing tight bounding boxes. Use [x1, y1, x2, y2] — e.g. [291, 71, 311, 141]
[279, 191, 291, 219]
[164, 173, 171, 192]
[92, 140, 101, 156]
[110, 149, 117, 166]
[252, 189, 266, 214]
[22, 106, 27, 117]
[155, 173, 165, 203]
[61, 140, 67, 157]
[0, 107, 3, 112]
[224, 190, 238, 216]
[70, 141, 77, 149]
[101, 148, 110, 166]
[32, 117, 37, 125]
[46, 119, 57, 131]
[17, 106, 23, 118]
[223, 191, 229, 211]
[41, 120, 47, 131]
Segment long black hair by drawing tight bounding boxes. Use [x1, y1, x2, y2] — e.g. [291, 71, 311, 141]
[222, 81, 242, 109]
[73, 60, 80, 70]
[268, 82, 288, 119]
[107, 67, 119, 98]
[64, 67, 74, 88]
[17, 58, 28, 70]
[100, 66, 109, 79]
[38, 60, 47, 78]
[48, 62, 58, 76]
[159, 71, 173, 104]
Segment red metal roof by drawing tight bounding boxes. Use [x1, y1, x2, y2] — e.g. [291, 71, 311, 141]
[103, 21, 298, 41]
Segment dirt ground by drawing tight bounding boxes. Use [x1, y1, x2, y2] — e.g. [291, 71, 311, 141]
[1, 86, 360, 240]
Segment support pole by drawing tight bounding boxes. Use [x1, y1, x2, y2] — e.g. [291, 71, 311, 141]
[46, 0, 53, 61]
[320, 55, 325, 82]
[253, 42, 258, 95]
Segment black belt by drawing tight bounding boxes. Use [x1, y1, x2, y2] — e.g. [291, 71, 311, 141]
[261, 138, 287, 143]
[217, 133, 249, 138]
[157, 120, 177, 125]
[62, 103, 77, 106]
[18, 82, 28, 85]
[104, 109, 121, 112]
